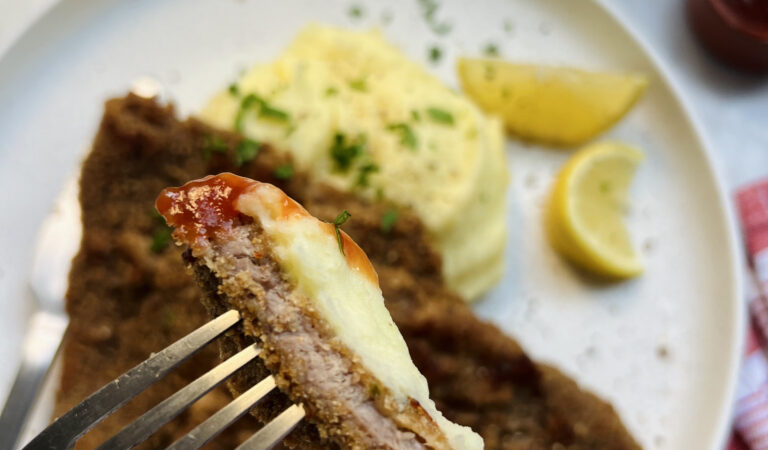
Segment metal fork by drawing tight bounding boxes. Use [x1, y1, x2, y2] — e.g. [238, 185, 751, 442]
[23, 309, 305, 450]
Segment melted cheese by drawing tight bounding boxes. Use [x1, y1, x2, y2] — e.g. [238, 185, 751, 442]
[235, 183, 483, 450]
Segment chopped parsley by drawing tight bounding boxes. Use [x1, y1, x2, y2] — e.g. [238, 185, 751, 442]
[356, 162, 379, 187]
[380, 209, 398, 233]
[330, 133, 366, 171]
[417, 0, 452, 35]
[428, 46, 442, 64]
[228, 83, 240, 96]
[386, 123, 418, 150]
[260, 103, 290, 121]
[150, 209, 164, 221]
[325, 86, 339, 97]
[235, 138, 260, 167]
[380, 10, 393, 25]
[201, 134, 228, 160]
[483, 43, 500, 57]
[426, 107, 454, 125]
[274, 164, 294, 180]
[411, 110, 421, 122]
[348, 4, 363, 19]
[150, 209, 173, 253]
[348, 78, 368, 92]
[369, 383, 381, 397]
[503, 20, 514, 34]
[333, 210, 351, 255]
[162, 309, 175, 329]
[150, 226, 173, 253]
[235, 93, 290, 131]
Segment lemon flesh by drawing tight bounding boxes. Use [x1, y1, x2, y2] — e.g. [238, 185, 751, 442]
[547, 142, 644, 278]
[457, 59, 647, 146]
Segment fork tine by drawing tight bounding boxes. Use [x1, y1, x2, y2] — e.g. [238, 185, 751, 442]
[97, 342, 261, 449]
[167, 375, 277, 450]
[23, 310, 241, 450]
[236, 404, 306, 450]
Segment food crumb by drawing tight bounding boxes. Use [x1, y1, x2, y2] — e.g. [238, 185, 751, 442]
[380, 10, 393, 25]
[643, 238, 655, 254]
[524, 173, 538, 189]
[656, 345, 670, 360]
[348, 4, 364, 19]
[503, 19, 514, 34]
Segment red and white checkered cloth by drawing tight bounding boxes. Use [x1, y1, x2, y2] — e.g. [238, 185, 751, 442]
[729, 180, 768, 450]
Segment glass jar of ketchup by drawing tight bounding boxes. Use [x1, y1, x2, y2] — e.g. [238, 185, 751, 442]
[687, 0, 768, 73]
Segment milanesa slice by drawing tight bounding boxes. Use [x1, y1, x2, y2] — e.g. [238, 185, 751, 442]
[156, 173, 483, 449]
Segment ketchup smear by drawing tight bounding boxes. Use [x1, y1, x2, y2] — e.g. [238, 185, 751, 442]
[155, 173, 255, 246]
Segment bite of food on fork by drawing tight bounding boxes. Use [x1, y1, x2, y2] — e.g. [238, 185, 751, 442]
[156, 173, 483, 449]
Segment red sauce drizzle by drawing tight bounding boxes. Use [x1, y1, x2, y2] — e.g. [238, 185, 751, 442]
[155, 173, 255, 247]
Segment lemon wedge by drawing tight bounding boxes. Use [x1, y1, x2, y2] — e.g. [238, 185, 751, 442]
[547, 142, 644, 278]
[457, 58, 648, 146]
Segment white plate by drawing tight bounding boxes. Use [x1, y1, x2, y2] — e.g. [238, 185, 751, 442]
[0, 0, 743, 448]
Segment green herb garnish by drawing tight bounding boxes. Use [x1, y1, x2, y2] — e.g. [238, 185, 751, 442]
[349, 78, 368, 92]
[235, 138, 260, 167]
[484, 43, 500, 57]
[411, 110, 421, 122]
[348, 4, 363, 19]
[356, 162, 379, 187]
[380, 210, 398, 233]
[333, 210, 352, 255]
[417, 0, 452, 35]
[325, 87, 339, 97]
[150, 227, 173, 253]
[151, 208, 164, 222]
[234, 93, 290, 131]
[386, 123, 418, 150]
[162, 309, 175, 329]
[235, 94, 258, 132]
[330, 133, 365, 171]
[260, 103, 290, 121]
[228, 83, 240, 96]
[201, 134, 228, 160]
[428, 46, 442, 64]
[274, 164, 294, 180]
[503, 20, 514, 33]
[426, 107, 454, 125]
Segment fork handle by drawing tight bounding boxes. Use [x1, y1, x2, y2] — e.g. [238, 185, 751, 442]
[0, 311, 69, 450]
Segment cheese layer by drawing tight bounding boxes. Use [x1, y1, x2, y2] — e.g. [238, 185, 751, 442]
[236, 183, 483, 450]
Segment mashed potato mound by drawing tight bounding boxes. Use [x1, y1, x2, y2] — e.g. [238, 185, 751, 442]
[201, 25, 509, 300]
